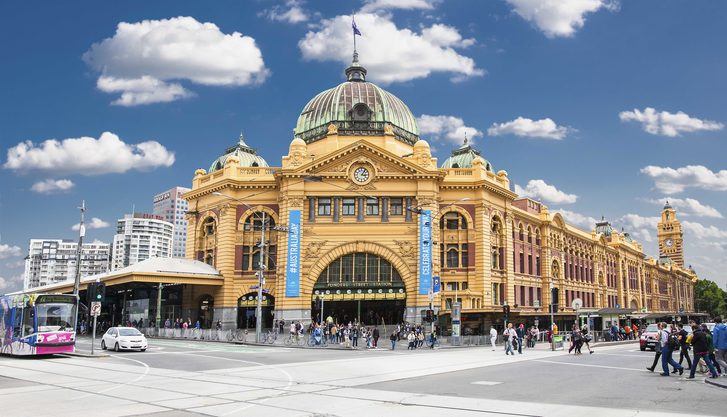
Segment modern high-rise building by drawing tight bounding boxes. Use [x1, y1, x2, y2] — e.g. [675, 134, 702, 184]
[23, 239, 110, 290]
[111, 213, 174, 270]
[153, 186, 191, 258]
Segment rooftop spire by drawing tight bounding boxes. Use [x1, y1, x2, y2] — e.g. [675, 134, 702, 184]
[346, 14, 366, 82]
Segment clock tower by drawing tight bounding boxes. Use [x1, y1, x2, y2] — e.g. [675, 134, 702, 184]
[657, 201, 684, 268]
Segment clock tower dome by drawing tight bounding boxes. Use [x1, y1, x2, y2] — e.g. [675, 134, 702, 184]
[657, 201, 684, 268]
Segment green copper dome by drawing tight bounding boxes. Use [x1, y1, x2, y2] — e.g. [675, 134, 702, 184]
[595, 217, 614, 236]
[209, 134, 269, 172]
[440, 138, 493, 171]
[294, 53, 419, 145]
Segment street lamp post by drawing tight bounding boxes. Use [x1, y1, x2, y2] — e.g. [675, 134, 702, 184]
[549, 279, 555, 351]
[72, 200, 86, 296]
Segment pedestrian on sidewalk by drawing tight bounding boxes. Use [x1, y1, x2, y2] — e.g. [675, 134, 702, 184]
[490, 326, 497, 351]
[516, 324, 525, 354]
[647, 322, 664, 372]
[676, 323, 692, 372]
[407, 332, 415, 350]
[659, 322, 684, 376]
[581, 324, 594, 354]
[503, 323, 516, 356]
[687, 324, 718, 379]
[712, 317, 727, 375]
[372, 327, 380, 348]
[390, 331, 397, 350]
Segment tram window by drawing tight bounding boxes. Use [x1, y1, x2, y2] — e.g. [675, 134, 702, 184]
[390, 198, 403, 215]
[23, 307, 35, 336]
[342, 198, 356, 215]
[13, 308, 23, 337]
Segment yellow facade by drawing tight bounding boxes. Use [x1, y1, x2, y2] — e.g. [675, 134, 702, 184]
[183, 62, 697, 329]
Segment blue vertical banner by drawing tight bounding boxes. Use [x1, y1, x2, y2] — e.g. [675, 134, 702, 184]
[419, 210, 432, 295]
[285, 209, 301, 297]
[432, 276, 441, 293]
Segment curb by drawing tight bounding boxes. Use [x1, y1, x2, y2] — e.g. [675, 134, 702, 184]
[62, 352, 110, 358]
[705, 378, 727, 389]
[590, 340, 638, 348]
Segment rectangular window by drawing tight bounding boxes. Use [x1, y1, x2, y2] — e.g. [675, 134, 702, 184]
[242, 246, 250, 270]
[317, 198, 331, 216]
[390, 198, 403, 215]
[528, 287, 534, 306]
[528, 254, 533, 275]
[492, 283, 499, 305]
[519, 253, 524, 273]
[536, 256, 541, 276]
[461, 244, 468, 267]
[462, 282, 468, 290]
[446, 244, 459, 268]
[519, 286, 525, 307]
[340, 254, 353, 282]
[342, 198, 356, 215]
[366, 198, 379, 215]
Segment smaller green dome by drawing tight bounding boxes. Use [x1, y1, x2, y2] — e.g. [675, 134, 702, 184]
[595, 217, 614, 236]
[209, 134, 269, 172]
[440, 138, 493, 171]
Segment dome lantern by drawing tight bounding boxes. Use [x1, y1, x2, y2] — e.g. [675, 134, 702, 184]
[208, 133, 269, 173]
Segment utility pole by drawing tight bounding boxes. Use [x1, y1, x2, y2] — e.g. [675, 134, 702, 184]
[73, 200, 86, 296]
[550, 280, 555, 351]
[156, 282, 163, 334]
[256, 211, 267, 343]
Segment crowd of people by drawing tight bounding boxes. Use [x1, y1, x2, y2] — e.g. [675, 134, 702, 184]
[645, 317, 727, 379]
[500, 323, 543, 355]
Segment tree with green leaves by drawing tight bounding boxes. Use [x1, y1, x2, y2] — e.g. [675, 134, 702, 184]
[694, 279, 727, 319]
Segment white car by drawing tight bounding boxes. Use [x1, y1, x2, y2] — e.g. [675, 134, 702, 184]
[101, 327, 148, 352]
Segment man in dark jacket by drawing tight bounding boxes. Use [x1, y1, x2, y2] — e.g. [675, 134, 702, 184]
[372, 327, 380, 348]
[687, 325, 718, 379]
[676, 323, 692, 372]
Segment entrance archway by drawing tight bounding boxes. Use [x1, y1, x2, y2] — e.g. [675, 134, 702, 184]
[312, 252, 406, 326]
[237, 293, 274, 329]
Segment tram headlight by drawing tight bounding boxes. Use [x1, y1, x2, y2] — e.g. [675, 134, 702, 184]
[37, 335, 44, 343]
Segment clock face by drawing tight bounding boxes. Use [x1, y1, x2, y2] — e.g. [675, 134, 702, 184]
[353, 167, 370, 183]
[665, 238, 674, 247]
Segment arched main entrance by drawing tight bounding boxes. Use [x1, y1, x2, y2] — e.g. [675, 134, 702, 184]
[312, 252, 406, 326]
[237, 293, 274, 329]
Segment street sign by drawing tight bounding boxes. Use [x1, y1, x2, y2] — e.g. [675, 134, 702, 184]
[615, 303, 620, 309]
[428, 288, 433, 302]
[534, 299, 541, 308]
[90, 301, 101, 317]
[571, 298, 582, 310]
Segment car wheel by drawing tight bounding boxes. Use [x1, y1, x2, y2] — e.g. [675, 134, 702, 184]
[140, 349, 146, 352]
[114, 343, 120, 352]
[101, 340, 106, 350]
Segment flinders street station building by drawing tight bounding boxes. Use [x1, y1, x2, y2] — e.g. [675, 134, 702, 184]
[179, 55, 697, 333]
[29, 55, 699, 334]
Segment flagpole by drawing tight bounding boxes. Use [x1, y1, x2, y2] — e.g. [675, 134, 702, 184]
[352, 14, 357, 55]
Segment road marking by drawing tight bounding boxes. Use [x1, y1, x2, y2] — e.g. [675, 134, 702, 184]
[534, 359, 645, 372]
[78, 355, 151, 399]
[471, 380, 504, 386]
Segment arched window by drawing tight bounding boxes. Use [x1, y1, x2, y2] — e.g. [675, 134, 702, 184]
[240, 212, 277, 271]
[441, 212, 467, 230]
[204, 253, 214, 266]
[203, 217, 216, 236]
[518, 224, 524, 241]
[527, 226, 532, 244]
[446, 244, 459, 268]
[491, 216, 504, 270]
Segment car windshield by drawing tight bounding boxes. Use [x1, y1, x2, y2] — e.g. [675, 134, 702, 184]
[646, 324, 659, 332]
[119, 329, 142, 336]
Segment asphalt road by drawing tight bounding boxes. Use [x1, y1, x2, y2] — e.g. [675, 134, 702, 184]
[1, 338, 723, 417]
[365, 344, 725, 416]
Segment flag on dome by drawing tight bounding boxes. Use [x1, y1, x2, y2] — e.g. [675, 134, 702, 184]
[352, 16, 362, 36]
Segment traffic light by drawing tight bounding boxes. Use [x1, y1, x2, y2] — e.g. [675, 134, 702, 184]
[551, 287, 559, 306]
[425, 309, 434, 322]
[314, 296, 321, 310]
[88, 282, 105, 303]
[502, 304, 510, 316]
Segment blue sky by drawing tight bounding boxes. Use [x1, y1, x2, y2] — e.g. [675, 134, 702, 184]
[1, 0, 726, 293]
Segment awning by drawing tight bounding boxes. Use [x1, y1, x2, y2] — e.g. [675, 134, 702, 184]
[597, 308, 636, 315]
[628, 313, 650, 319]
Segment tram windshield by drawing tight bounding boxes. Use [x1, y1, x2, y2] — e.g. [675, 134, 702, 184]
[35, 295, 77, 332]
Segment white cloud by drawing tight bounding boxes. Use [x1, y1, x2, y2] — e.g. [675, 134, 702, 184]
[4, 131, 175, 175]
[615, 214, 659, 243]
[416, 114, 482, 145]
[421, 24, 476, 48]
[640, 165, 727, 194]
[261, 0, 309, 24]
[31, 179, 75, 194]
[487, 117, 570, 140]
[97, 75, 193, 106]
[515, 179, 578, 204]
[0, 244, 22, 259]
[0, 274, 24, 291]
[83, 16, 269, 106]
[553, 209, 598, 231]
[682, 221, 727, 240]
[72, 217, 110, 231]
[361, 0, 437, 12]
[619, 107, 724, 137]
[649, 198, 723, 219]
[506, 0, 619, 38]
[299, 13, 483, 84]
